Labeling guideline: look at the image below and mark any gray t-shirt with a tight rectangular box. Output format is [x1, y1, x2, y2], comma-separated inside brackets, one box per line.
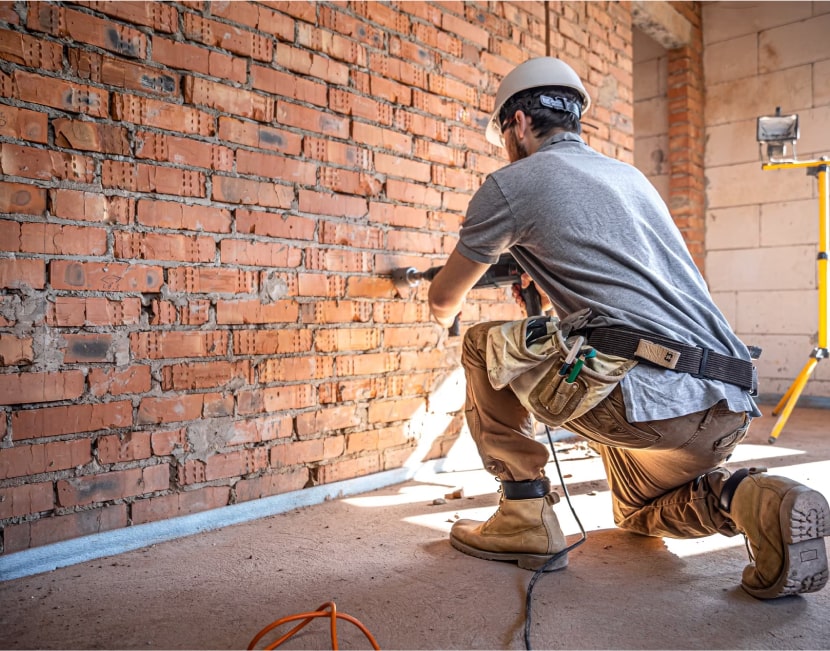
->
[458, 132, 760, 422]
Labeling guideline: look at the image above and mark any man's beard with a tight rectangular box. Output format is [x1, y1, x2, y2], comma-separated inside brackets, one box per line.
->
[514, 138, 530, 160]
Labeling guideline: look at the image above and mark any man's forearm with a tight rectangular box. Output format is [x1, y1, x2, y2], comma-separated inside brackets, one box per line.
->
[426, 249, 490, 330]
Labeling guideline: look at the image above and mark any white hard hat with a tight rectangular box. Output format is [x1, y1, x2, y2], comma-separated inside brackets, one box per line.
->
[485, 57, 591, 147]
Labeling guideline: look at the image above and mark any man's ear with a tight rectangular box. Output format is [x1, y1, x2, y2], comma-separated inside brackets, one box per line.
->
[514, 110, 530, 140]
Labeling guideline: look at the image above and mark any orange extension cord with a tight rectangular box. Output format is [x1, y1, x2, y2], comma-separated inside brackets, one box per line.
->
[247, 601, 380, 650]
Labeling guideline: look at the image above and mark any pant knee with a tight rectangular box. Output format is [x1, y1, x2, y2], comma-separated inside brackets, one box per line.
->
[462, 321, 500, 368]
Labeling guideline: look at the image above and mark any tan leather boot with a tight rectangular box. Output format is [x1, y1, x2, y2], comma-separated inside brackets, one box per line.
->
[721, 468, 829, 598]
[450, 478, 568, 571]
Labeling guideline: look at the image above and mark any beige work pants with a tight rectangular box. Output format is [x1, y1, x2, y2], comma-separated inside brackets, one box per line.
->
[462, 322, 750, 539]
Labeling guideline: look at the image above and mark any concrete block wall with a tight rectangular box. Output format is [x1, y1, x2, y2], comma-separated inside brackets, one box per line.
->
[633, 29, 669, 203]
[703, 1, 830, 401]
[0, 1, 634, 553]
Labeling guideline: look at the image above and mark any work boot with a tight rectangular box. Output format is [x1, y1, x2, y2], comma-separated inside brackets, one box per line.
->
[720, 467, 830, 598]
[450, 478, 568, 571]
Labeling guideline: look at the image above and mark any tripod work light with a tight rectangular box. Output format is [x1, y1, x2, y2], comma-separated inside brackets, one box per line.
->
[755, 109, 829, 443]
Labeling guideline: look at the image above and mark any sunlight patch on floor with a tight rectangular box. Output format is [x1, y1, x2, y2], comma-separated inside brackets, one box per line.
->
[396, 458, 830, 555]
[342, 483, 457, 508]
[729, 443, 804, 463]
[402, 506, 483, 534]
[663, 533, 746, 557]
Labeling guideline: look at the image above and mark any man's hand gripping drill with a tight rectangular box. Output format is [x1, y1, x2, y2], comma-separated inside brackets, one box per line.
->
[392, 252, 548, 335]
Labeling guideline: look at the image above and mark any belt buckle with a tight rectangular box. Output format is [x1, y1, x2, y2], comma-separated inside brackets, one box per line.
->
[691, 346, 710, 380]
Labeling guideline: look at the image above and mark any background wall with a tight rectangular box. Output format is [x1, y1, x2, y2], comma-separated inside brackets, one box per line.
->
[633, 28, 669, 205]
[0, 1, 635, 554]
[703, 1, 830, 403]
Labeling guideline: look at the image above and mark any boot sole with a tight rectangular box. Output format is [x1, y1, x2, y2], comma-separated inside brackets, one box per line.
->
[743, 485, 830, 599]
[449, 535, 568, 572]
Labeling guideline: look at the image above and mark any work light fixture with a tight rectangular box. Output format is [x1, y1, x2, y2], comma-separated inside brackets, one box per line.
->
[756, 107, 799, 163]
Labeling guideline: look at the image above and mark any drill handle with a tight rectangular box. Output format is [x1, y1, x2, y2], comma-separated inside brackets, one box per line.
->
[522, 282, 544, 317]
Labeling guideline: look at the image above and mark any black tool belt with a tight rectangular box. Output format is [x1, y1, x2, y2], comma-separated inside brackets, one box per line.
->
[583, 326, 757, 392]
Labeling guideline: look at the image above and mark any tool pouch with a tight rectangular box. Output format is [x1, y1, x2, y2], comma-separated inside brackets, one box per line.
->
[486, 310, 638, 427]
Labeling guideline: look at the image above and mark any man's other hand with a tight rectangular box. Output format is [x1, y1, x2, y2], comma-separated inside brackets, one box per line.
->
[512, 273, 553, 314]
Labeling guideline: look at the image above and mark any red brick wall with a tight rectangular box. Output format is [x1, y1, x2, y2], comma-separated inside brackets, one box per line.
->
[0, 0, 634, 553]
[667, 1, 704, 270]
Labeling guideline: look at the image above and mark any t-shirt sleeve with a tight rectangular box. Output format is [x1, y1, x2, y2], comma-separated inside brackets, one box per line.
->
[456, 175, 517, 264]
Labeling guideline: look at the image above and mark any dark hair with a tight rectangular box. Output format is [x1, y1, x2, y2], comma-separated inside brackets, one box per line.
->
[499, 85, 583, 136]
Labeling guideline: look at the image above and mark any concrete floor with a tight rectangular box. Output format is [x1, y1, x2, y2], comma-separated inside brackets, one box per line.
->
[1, 402, 829, 650]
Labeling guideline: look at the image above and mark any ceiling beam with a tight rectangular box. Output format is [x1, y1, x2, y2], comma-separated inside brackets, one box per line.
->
[631, 0, 693, 49]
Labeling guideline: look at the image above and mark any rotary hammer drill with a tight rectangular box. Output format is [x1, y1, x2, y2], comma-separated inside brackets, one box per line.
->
[392, 252, 544, 335]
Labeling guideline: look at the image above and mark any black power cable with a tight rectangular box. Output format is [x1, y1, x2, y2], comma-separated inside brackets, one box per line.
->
[523, 425, 588, 651]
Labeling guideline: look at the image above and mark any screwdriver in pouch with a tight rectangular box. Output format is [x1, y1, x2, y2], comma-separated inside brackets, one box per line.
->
[566, 348, 597, 383]
[558, 335, 584, 377]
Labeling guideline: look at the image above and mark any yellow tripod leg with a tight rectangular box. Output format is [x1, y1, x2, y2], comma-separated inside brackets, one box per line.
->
[768, 357, 819, 443]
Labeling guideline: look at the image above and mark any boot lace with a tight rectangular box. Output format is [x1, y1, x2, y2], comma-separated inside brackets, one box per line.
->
[483, 481, 506, 527]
